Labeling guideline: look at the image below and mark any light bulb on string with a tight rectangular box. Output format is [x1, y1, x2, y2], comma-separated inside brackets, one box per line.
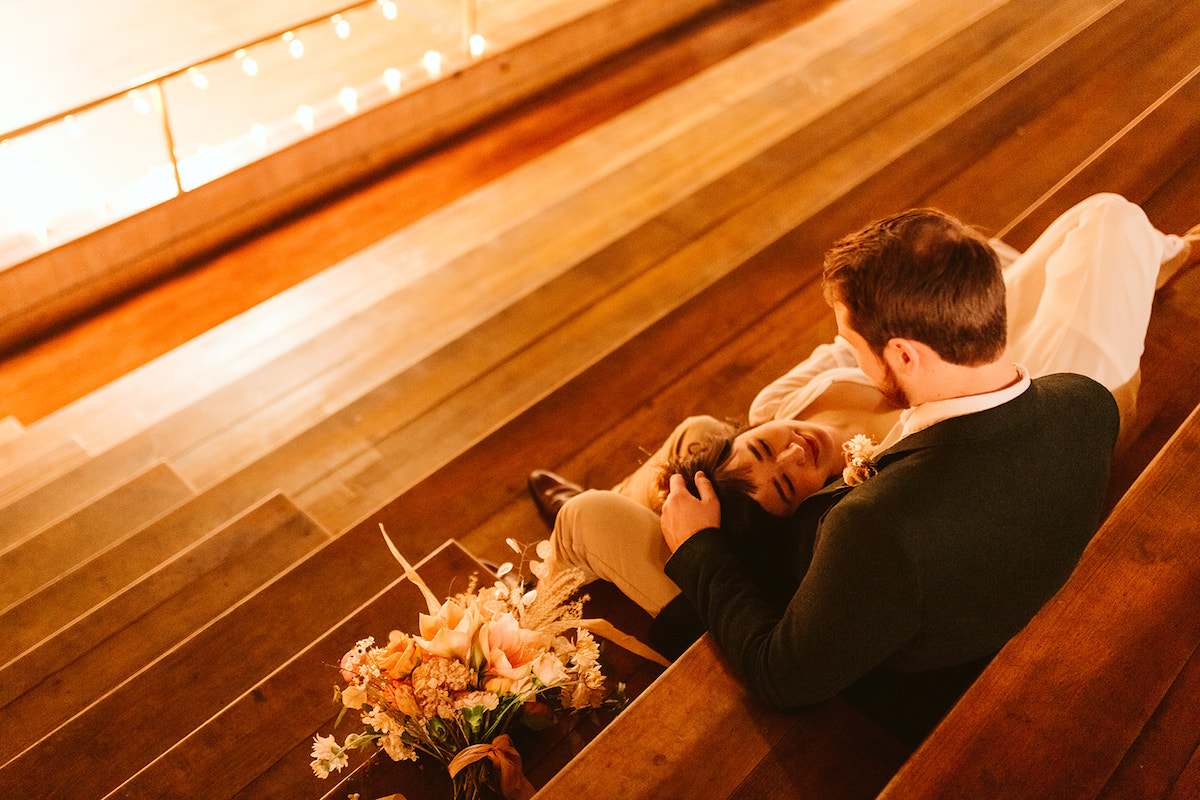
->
[384, 68, 402, 95]
[423, 51, 442, 78]
[236, 49, 259, 76]
[188, 67, 209, 89]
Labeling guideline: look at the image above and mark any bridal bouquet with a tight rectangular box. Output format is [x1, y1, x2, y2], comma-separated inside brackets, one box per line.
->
[311, 528, 664, 800]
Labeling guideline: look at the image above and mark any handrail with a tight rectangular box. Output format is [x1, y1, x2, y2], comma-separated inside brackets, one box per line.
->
[1, 0, 471, 142]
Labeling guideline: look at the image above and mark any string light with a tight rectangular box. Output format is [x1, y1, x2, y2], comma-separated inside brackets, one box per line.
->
[384, 67, 402, 95]
[333, 14, 350, 39]
[423, 51, 443, 78]
[381, 1, 398, 21]
[339, 88, 358, 115]
[283, 31, 304, 59]
[236, 49, 258, 76]
[187, 67, 209, 89]
[64, 115, 83, 139]
[469, 34, 485, 57]
[129, 90, 152, 114]
[251, 123, 269, 149]
[296, 104, 315, 132]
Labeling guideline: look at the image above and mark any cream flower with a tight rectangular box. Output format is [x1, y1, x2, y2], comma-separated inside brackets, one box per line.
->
[842, 434, 879, 486]
[418, 599, 483, 663]
[341, 684, 368, 710]
[309, 734, 349, 778]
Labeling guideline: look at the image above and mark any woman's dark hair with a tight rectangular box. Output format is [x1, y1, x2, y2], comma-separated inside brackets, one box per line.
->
[655, 425, 781, 536]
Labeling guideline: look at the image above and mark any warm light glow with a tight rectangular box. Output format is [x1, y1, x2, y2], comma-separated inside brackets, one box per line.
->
[64, 115, 83, 139]
[251, 123, 269, 148]
[285, 32, 305, 59]
[423, 50, 443, 77]
[333, 14, 350, 39]
[381, 1, 397, 21]
[129, 90, 152, 115]
[237, 49, 259, 76]
[296, 104, 315, 132]
[187, 67, 209, 89]
[339, 87, 358, 115]
[469, 34, 485, 57]
[383, 67, 402, 95]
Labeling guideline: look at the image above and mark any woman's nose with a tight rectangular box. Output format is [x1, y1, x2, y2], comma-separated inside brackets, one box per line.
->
[778, 442, 804, 465]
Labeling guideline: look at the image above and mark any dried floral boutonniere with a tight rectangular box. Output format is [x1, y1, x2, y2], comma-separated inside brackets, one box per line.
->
[841, 434, 879, 486]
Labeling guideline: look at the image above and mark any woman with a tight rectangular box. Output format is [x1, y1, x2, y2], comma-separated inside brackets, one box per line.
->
[538, 194, 1199, 616]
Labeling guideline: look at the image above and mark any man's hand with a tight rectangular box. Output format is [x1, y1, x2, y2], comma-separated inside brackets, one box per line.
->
[661, 472, 721, 552]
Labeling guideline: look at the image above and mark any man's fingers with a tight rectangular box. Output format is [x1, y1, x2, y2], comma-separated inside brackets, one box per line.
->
[694, 471, 716, 501]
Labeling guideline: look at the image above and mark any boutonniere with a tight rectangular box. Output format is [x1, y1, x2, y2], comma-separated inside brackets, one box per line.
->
[841, 434, 879, 486]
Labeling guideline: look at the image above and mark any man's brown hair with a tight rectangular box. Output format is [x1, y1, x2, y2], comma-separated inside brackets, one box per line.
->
[822, 208, 1007, 365]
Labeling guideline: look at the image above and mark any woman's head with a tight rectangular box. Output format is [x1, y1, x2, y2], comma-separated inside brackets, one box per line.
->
[659, 419, 843, 519]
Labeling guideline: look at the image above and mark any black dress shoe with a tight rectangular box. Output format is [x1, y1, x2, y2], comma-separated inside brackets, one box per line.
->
[528, 469, 585, 528]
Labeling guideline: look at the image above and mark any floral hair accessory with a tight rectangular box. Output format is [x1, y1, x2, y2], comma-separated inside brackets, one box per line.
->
[841, 434, 879, 486]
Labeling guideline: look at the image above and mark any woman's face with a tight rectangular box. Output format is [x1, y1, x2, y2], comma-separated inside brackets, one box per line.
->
[727, 420, 840, 517]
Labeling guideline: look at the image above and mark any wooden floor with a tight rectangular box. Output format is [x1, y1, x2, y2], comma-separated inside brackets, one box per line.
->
[2, 0, 1200, 796]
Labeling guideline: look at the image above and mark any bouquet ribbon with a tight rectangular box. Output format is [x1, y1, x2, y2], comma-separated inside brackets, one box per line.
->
[448, 734, 536, 800]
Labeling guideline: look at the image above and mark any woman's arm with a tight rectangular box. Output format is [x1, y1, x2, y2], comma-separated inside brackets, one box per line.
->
[749, 336, 861, 425]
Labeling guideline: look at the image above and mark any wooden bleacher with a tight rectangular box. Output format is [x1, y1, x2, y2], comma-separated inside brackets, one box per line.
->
[2, 0, 1200, 797]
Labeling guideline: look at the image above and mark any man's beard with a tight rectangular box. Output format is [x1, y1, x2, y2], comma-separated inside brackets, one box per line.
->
[879, 361, 912, 408]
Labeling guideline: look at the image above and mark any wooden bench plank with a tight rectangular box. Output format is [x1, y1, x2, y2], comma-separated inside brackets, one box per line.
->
[877, 402, 1200, 800]
[0, 462, 193, 609]
[1096, 640, 1200, 799]
[0, 492, 331, 721]
[102, 540, 485, 800]
[923, 0, 1200, 231]
[533, 635, 907, 800]
[0, 500, 473, 798]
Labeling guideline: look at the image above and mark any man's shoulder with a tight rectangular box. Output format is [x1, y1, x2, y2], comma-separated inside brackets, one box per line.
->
[1026, 372, 1119, 429]
[1029, 371, 1113, 404]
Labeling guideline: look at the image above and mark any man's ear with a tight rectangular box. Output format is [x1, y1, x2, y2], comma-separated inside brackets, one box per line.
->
[885, 337, 939, 374]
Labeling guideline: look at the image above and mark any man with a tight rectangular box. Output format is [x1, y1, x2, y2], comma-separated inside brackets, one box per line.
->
[656, 207, 1122, 743]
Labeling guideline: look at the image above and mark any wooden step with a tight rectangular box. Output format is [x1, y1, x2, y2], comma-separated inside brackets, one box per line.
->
[0, 462, 194, 609]
[0, 492, 331, 722]
[0, 515, 466, 797]
[0, 433, 87, 508]
[294, 0, 1165, 535]
[101, 540, 487, 799]
[0, 416, 21, 445]
[0, 0, 941, 509]
[0, 0, 1043, 542]
[0, 493, 330, 767]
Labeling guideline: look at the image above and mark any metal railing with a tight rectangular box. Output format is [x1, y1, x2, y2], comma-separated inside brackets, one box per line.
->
[0, 0, 481, 266]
